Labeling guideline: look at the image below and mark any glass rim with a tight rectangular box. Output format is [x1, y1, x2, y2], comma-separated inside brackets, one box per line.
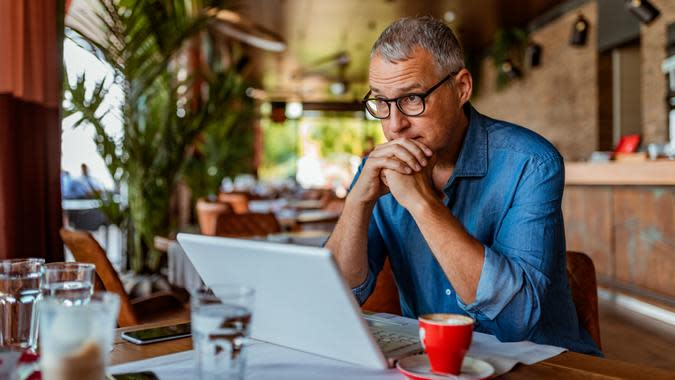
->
[44, 262, 95, 271]
[0, 258, 45, 265]
[40, 290, 120, 308]
[418, 313, 474, 326]
[0, 258, 45, 275]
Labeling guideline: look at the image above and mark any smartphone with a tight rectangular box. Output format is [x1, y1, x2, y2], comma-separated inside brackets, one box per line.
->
[109, 371, 160, 380]
[120, 322, 191, 345]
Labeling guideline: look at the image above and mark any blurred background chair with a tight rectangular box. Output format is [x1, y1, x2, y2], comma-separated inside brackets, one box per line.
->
[217, 192, 250, 213]
[60, 228, 188, 327]
[211, 212, 281, 237]
[196, 197, 281, 237]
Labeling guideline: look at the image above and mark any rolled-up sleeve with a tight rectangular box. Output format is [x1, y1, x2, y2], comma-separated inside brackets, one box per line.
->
[346, 158, 387, 305]
[458, 154, 565, 340]
[351, 213, 386, 304]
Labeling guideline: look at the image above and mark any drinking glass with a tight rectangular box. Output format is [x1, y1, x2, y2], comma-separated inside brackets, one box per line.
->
[39, 291, 119, 380]
[41, 262, 95, 305]
[191, 285, 255, 380]
[0, 258, 44, 351]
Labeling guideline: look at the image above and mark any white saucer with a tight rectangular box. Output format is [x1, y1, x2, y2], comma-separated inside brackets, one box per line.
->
[396, 354, 495, 380]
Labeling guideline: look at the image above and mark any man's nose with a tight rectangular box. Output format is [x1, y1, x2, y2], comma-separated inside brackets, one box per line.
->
[387, 104, 409, 134]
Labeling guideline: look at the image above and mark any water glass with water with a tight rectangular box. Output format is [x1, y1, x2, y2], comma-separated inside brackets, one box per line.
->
[0, 258, 44, 351]
[39, 291, 119, 380]
[191, 285, 255, 380]
[41, 262, 95, 305]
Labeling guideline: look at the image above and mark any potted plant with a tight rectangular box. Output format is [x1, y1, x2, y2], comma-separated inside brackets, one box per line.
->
[63, 0, 253, 274]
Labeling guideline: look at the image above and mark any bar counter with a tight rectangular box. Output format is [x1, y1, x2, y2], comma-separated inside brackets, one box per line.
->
[562, 160, 675, 307]
[565, 160, 675, 185]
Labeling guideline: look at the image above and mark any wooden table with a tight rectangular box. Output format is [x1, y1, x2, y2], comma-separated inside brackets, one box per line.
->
[111, 321, 675, 379]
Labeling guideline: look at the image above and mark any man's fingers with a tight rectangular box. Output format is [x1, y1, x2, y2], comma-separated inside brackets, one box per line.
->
[370, 139, 432, 171]
[367, 156, 412, 175]
[370, 143, 424, 171]
[379, 171, 389, 187]
[407, 139, 433, 157]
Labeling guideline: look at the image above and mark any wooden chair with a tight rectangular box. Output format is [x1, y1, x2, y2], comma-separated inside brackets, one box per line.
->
[217, 192, 250, 213]
[195, 198, 232, 236]
[566, 251, 602, 349]
[212, 212, 282, 238]
[59, 228, 187, 327]
[361, 259, 401, 315]
[361, 251, 602, 349]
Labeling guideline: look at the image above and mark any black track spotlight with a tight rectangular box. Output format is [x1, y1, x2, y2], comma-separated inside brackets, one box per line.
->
[570, 14, 589, 46]
[526, 42, 542, 68]
[625, 0, 660, 25]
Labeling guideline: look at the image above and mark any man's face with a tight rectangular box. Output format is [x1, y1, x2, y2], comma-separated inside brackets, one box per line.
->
[368, 48, 464, 153]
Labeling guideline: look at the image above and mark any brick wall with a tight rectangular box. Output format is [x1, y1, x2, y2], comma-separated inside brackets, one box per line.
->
[472, 2, 598, 161]
[472, 0, 675, 159]
[641, 0, 675, 144]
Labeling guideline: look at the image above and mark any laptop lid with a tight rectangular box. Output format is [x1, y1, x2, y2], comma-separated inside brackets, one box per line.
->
[176, 233, 389, 369]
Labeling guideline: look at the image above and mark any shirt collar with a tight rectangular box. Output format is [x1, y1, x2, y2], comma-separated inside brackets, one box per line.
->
[451, 103, 489, 179]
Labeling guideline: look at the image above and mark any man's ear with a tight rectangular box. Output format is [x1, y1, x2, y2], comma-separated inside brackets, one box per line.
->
[454, 68, 473, 106]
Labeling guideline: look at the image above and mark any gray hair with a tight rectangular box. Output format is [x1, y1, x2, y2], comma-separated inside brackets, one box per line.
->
[371, 16, 465, 75]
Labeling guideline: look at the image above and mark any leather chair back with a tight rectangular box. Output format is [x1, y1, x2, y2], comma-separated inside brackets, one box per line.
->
[217, 192, 249, 213]
[361, 259, 401, 315]
[213, 212, 281, 237]
[566, 251, 602, 348]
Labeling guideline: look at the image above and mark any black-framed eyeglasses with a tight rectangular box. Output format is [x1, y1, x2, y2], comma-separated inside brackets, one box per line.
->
[362, 71, 458, 119]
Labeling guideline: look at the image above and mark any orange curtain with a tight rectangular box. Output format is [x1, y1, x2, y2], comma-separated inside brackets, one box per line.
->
[0, 0, 64, 261]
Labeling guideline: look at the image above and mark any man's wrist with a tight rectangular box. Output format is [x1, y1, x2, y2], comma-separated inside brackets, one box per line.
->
[409, 191, 443, 218]
[345, 191, 376, 212]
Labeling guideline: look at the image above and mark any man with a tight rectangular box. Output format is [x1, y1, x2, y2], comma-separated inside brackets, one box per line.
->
[325, 16, 601, 356]
[79, 163, 103, 198]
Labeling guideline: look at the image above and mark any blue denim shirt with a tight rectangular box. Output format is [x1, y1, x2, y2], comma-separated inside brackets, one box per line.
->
[351, 104, 602, 356]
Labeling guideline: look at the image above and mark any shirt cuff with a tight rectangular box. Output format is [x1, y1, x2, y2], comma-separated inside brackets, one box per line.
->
[351, 270, 376, 305]
[457, 245, 524, 320]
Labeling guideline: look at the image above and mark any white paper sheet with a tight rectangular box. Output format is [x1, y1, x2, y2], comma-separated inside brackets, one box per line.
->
[370, 313, 567, 375]
[110, 314, 567, 379]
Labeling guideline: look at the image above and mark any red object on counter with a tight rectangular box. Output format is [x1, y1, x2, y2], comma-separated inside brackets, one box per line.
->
[613, 134, 641, 154]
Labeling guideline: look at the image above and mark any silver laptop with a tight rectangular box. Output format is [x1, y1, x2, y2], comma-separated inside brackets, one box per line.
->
[177, 233, 422, 369]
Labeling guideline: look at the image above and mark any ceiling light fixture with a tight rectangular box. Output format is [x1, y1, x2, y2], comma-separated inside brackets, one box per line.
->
[330, 81, 347, 96]
[285, 101, 303, 120]
[209, 8, 287, 52]
[526, 42, 542, 68]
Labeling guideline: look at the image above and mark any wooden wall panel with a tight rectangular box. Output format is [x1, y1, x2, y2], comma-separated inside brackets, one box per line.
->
[562, 187, 613, 279]
[613, 187, 675, 298]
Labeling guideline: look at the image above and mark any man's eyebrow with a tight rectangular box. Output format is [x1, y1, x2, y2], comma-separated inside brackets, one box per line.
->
[370, 82, 425, 96]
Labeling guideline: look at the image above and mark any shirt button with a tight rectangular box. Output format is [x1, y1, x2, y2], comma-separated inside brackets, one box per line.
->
[445, 289, 452, 296]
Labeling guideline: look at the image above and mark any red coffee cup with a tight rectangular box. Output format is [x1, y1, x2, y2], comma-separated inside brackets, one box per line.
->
[418, 313, 474, 375]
